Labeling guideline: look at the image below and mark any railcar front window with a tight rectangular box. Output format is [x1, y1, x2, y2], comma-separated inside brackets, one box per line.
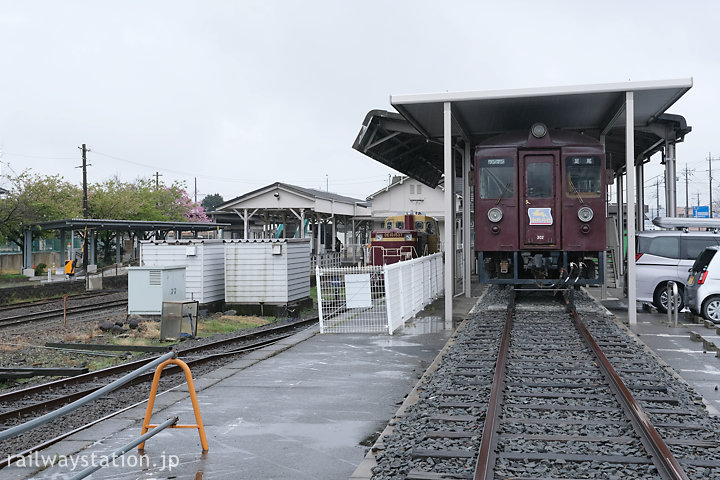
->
[395, 221, 404, 229]
[526, 163, 552, 198]
[386, 221, 392, 229]
[426, 222, 435, 234]
[415, 221, 424, 231]
[566, 156, 602, 198]
[478, 158, 514, 199]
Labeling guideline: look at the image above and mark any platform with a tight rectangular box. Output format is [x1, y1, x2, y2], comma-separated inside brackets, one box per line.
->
[7, 284, 720, 479]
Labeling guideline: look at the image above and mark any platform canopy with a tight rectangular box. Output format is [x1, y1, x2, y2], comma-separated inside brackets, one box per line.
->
[354, 79, 692, 187]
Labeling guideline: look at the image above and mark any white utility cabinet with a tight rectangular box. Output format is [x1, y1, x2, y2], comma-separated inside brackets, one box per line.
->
[139, 239, 225, 304]
[225, 238, 311, 304]
[128, 266, 186, 315]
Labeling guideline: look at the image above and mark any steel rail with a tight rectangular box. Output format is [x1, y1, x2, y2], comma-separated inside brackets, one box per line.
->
[473, 288, 514, 480]
[571, 308, 689, 480]
[0, 299, 128, 327]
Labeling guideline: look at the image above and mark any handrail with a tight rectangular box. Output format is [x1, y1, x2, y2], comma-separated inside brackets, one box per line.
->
[68, 416, 178, 480]
[0, 351, 176, 443]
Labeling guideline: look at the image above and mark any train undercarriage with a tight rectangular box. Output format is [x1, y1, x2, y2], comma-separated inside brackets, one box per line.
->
[478, 250, 605, 286]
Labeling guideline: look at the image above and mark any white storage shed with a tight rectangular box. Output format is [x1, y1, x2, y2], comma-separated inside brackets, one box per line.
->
[225, 238, 311, 304]
[139, 239, 225, 304]
[128, 265, 186, 315]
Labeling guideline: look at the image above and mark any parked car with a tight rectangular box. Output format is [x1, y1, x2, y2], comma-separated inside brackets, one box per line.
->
[686, 246, 720, 322]
[633, 230, 720, 312]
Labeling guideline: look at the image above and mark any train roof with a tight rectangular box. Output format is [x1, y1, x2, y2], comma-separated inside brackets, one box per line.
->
[353, 79, 692, 188]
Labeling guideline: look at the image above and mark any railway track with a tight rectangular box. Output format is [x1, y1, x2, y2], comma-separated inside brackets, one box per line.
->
[0, 317, 318, 464]
[0, 299, 128, 327]
[369, 288, 720, 479]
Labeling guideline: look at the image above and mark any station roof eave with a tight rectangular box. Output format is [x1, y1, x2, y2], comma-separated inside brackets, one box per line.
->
[353, 78, 693, 187]
[24, 218, 229, 233]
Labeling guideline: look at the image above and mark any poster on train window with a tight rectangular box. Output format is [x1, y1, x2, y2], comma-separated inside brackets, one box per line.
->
[345, 273, 372, 308]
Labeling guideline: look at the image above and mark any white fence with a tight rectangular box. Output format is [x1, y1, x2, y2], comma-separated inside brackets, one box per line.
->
[316, 253, 444, 334]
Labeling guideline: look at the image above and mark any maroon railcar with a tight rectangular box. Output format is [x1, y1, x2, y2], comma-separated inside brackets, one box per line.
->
[475, 123, 606, 285]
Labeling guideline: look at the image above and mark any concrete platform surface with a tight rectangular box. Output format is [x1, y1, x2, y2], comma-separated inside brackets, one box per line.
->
[5, 303, 461, 480]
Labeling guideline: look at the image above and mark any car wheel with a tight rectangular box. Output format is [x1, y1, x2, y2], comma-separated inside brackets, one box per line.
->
[702, 296, 720, 323]
[653, 282, 684, 313]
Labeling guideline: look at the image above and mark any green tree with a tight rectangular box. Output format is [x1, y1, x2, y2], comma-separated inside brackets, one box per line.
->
[0, 170, 82, 251]
[201, 193, 224, 211]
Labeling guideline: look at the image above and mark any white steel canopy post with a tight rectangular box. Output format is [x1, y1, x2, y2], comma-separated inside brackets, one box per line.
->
[464, 141, 472, 297]
[626, 91, 637, 325]
[444, 102, 454, 329]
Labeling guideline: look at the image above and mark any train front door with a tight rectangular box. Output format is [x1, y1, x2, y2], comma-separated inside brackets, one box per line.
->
[520, 152, 560, 247]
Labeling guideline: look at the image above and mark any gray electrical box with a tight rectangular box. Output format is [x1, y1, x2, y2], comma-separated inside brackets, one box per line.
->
[161, 300, 199, 340]
[128, 266, 186, 315]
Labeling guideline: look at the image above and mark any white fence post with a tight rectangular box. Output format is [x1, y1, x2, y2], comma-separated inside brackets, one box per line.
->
[316, 265, 325, 334]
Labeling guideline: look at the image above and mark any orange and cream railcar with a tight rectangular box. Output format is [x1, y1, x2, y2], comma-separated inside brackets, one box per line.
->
[369, 214, 439, 266]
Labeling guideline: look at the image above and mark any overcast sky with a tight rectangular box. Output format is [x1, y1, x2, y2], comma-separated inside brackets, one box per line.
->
[0, 1, 718, 210]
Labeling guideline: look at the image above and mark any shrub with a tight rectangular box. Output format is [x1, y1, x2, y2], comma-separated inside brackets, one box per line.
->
[35, 263, 47, 276]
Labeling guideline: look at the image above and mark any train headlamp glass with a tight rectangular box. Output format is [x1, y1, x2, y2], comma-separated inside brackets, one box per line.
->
[488, 207, 503, 223]
[531, 123, 548, 138]
[404, 233, 413, 241]
[577, 206, 594, 222]
[375, 233, 383, 241]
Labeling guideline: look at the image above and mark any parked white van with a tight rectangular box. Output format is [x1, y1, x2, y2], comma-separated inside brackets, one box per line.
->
[633, 230, 720, 312]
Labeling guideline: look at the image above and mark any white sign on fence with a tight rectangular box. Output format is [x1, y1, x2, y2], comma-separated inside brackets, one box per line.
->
[345, 273, 372, 308]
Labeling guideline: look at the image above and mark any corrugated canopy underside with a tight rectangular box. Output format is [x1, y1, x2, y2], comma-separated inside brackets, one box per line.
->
[353, 79, 692, 188]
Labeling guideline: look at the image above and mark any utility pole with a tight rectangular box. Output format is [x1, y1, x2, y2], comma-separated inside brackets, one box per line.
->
[709, 152, 720, 218]
[655, 178, 660, 218]
[194, 177, 197, 203]
[696, 192, 701, 207]
[154, 171, 162, 190]
[77, 144, 91, 268]
[682, 164, 693, 218]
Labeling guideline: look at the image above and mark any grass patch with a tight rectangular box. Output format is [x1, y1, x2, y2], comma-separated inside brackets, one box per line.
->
[197, 315, 270, 337]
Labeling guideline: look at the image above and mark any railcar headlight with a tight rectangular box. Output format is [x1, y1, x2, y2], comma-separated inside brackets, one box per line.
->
[531, 122, 548, 138]
[404, 234, 413, 241]
[578, 206, 594, 222]
[375, 233, 383, 241]
[488, 207, 503, 223]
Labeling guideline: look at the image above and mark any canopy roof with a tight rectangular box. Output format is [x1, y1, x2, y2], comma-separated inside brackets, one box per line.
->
[25, 218, 227, 232]
[354, 79, 692, 187]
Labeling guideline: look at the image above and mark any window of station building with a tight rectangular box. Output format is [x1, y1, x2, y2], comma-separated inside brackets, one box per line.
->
[410, 185, 415, 194]
[526, 163, 552, 198]
[478, 157, 514, 199]
[566, 156, 602, 198]
[417, 184, 422, 194]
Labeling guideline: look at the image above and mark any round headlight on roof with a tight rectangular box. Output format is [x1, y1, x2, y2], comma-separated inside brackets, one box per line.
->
[488, 207, 503, 223]
[578, 206, 594, 222]
[531, 123, 548, 138]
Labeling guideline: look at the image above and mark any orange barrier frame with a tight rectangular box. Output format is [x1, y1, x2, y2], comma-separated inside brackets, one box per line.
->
[138, 358, 209, 452]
